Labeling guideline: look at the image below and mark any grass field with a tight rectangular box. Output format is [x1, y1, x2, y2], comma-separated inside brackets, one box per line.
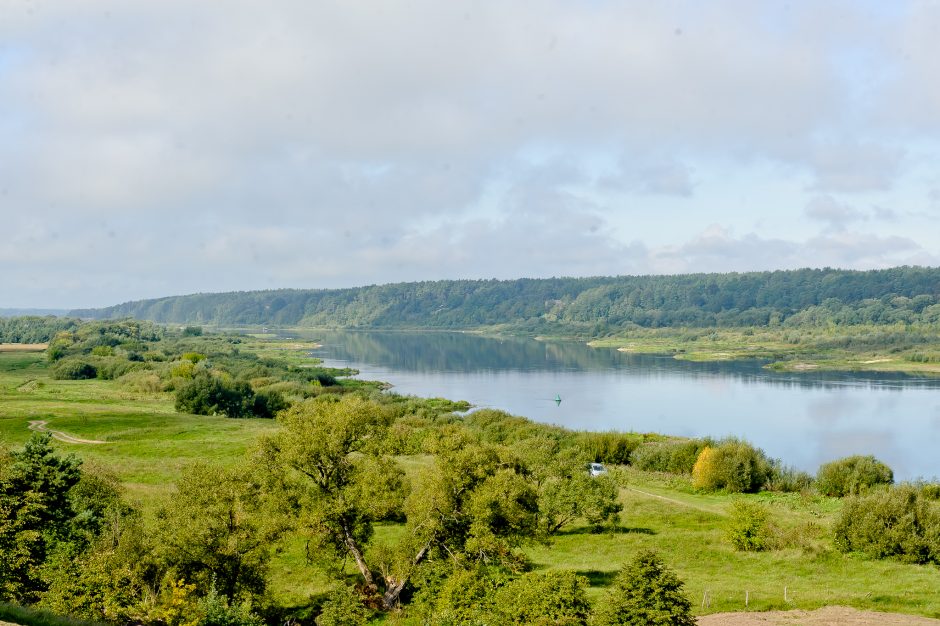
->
[589, 326, 940, 375]
[2, 350, 940, 620]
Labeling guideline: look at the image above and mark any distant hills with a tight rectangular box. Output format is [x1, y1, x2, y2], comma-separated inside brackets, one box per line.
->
[70, 267, 940, 333]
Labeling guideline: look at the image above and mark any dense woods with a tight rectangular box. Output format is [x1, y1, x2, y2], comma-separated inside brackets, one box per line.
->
[71, 267, 940, 333]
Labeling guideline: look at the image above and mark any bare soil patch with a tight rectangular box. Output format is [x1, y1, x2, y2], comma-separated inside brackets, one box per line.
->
[699, 606, 940, 626]
[0, 343, 47, 352]
[27, 419, 108, 444]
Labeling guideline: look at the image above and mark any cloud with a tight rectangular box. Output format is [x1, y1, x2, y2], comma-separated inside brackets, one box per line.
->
[601, 157, 696, 197]
[1, 1, 940, 307]
[804, 196, 867, 231]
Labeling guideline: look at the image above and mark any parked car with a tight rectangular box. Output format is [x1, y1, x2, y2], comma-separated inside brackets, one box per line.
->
[589, 462, 608, 477]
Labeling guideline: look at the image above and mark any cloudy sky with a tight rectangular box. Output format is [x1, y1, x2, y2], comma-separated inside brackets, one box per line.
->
[2, 0, 940, 308]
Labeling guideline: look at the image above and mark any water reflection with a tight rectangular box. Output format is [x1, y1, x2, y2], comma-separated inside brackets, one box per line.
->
[280, 330, 940, 480]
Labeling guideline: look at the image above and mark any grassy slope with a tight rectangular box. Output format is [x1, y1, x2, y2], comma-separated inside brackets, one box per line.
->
[2, 352, 940, 620]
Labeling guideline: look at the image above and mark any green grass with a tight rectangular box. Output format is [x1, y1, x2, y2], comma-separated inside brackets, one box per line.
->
[3, 351, 940, 621]
[589, 325, 940, 375]
[0, 602, 105, 626]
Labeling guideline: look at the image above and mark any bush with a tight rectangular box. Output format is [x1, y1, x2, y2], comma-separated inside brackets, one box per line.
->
[833, 485, 940, 564]
[726, 500, 772, 551]
[816, 455, 893, 497]
[631, 439, 711, 474]
[494, 570, 591, 625]
[250, 388, 290, 418]
[578, 432, 643, 465]
[593, 550, 695, 626]
[51, 358, 97, 380]
[691, 440, 772, 493]
[175, 373, 254, 418]
[315, 586, 369, 626]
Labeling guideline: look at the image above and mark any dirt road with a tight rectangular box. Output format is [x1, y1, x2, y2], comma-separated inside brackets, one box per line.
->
[27, 419, 108, 444]
[699, 606, 940, 625]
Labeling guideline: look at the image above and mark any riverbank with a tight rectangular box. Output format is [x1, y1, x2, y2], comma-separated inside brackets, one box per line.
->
[588, 326, 940, 375]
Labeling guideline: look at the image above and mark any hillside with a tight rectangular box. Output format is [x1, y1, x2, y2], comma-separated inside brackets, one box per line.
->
[70, 267, 940, 333]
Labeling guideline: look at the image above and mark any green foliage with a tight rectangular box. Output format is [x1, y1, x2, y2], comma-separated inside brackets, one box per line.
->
[197, 585, 265, 626]
[577, 432, 643, 465]
[691, 440, 772, 493]
[315, 585, 370, 626]
[154, 463, 285, 600]
[174, 373, 254, 418]
[631, 439, 712, 475]
[593, 551, 695, 626]
[51, 358, 97, 380]
[726, 500, 772, 551]
[493, 570, 591, 625]
[0, 601, 106, 626]
[70, 267, 940, 332]
[250, 388, 290, 418]
[0, 316, 80, 345]
[0, 434, 82, 603]
[816, 455, 894, 497]
[833, 485, 940, 564]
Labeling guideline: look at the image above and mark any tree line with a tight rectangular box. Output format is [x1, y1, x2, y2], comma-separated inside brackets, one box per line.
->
[70, 266, 940, 333]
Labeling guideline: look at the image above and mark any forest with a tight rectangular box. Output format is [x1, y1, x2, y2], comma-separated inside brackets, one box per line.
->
[70, 267, 940, 334]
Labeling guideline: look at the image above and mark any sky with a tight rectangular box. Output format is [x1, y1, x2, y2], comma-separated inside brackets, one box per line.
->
[2, 0, 940, 309]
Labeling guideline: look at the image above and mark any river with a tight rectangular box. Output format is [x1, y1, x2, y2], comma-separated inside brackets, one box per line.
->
[290, 329, 940, 481]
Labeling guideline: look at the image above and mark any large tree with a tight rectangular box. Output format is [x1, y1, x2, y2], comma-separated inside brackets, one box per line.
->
[260, 396, 543, 610]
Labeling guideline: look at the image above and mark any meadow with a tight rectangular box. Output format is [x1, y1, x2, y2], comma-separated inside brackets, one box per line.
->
[2, 346, 940, 623]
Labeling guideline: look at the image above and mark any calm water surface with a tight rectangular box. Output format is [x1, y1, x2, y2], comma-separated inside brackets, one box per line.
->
[295, 330, 940, 480]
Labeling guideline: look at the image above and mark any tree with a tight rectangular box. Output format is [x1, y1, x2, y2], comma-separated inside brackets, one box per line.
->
[260, 397, 542, 611]
[154, 463, 286, 600]
[0, 434, 82, 603]
[594, 551, 695, 626]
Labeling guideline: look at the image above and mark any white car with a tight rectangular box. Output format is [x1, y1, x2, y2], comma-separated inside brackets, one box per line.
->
[589, 462, 608, 477]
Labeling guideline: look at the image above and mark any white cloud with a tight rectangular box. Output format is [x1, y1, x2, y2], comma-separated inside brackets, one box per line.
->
[1, 1, 940, 307]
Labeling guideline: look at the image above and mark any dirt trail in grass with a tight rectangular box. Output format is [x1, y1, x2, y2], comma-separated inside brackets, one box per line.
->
[27, 419, 108, 444]
[698, 606, 940, 625]
[626, 486, 725, 515]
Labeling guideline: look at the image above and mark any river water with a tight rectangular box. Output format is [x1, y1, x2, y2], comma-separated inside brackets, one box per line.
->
[293, 329, 940, 481]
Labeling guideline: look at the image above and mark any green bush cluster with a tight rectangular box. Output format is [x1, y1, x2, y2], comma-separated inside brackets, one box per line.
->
[577, 432, 645, 465]
[691, 440, 772, 493]
[833, 485, 940, 564]
[726, 500, 773, 551]
[593, 550, 695, 626]
[816, 455, 894, 497]
[51, 359, 98, 380]
[631, 439, 712, 474]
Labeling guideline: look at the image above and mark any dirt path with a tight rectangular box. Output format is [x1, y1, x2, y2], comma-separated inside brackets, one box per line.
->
[27, 420, 108, 444]
[626, 486, 725, 515]
[698, 606, 940, 625]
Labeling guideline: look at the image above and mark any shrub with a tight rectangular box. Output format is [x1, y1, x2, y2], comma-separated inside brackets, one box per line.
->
[315, 586, 369, 626]
[726, 500, 772, 551]
[118, 371, 164, 394]
[593, 550, 695, 626]
[691, 439, 772, 493]
[174, 373, 254, 418]
[833, 485, 940, 564]
[51, 358, 98, 380]
[198, 587, 265, 626]
[90, 346, 114, 357]
[494, 570, 591, 625]
[250, 389, 289, 418]
[578, 432, 643, 465]
[631, 439, 711, 474]
[765, 464, 814, 493]
[816, 455, 893, 497]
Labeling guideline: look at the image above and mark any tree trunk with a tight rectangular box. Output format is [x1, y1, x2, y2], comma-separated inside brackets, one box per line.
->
[380, 541, 432, 610]
[342, 524, 376, 591]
